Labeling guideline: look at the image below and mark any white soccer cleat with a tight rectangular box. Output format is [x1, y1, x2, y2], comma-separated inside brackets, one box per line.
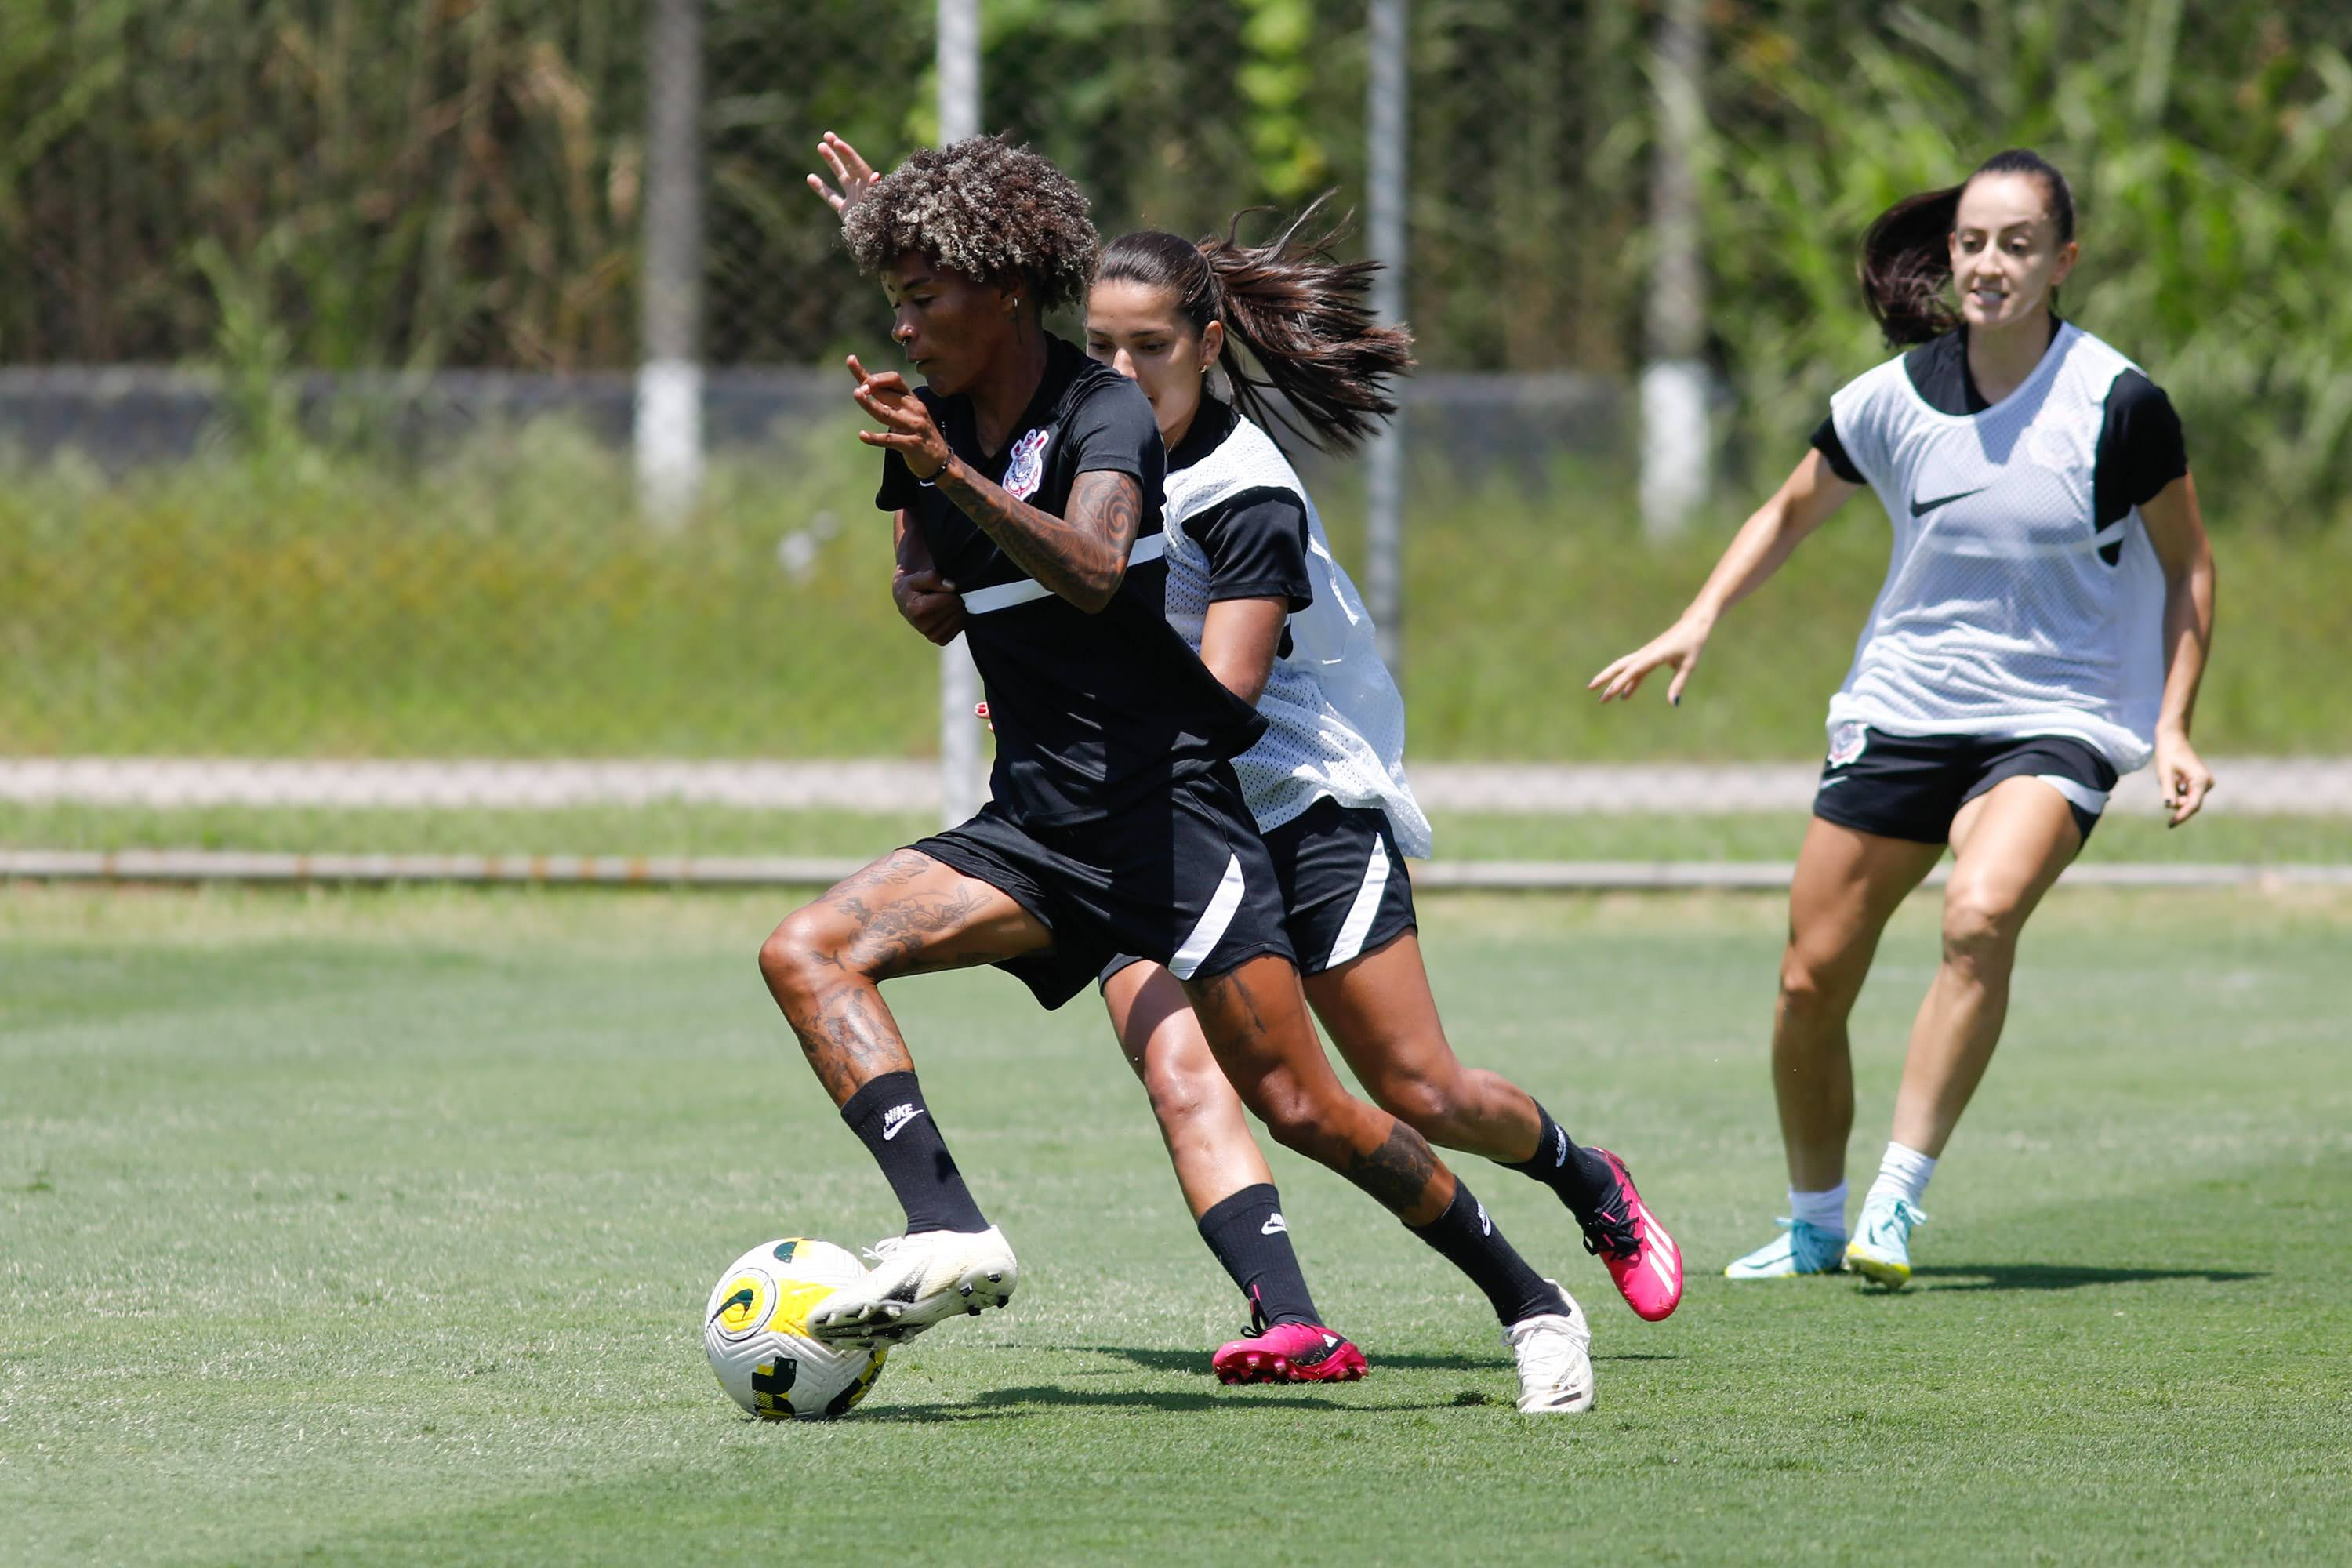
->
[1504, 1281, 1595, 1414]
[807, 1225, 1018, 1347]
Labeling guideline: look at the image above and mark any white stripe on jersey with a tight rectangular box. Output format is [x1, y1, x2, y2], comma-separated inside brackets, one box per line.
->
[963, 532, 1166, 615]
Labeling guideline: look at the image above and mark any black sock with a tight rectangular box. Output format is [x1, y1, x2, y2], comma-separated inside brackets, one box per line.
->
[1406, 1179, 1561, 1326]
[1196, 1183, 1323, 1328]
[1502, 1102, 1621, 1226]
[840, 1071, 988, 1235]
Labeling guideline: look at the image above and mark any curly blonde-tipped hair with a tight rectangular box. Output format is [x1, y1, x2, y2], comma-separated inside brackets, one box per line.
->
[841, 135, 1098, 312]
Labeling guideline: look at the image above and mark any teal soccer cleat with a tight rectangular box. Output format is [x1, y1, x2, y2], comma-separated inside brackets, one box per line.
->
[1723, 1218, 1846, 1279]
[1844, 1193, 1928, 1288]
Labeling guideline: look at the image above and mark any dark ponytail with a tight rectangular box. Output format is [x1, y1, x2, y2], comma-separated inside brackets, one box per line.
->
[1097, 194, 1414, 454]
[1859, 148, 2077, 346]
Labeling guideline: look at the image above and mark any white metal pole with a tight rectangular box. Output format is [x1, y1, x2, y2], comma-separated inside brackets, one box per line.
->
[1365, 0, 1408, 677]
[636, 0, 703, 529]
[936, 0, 985, 826]
[1640, 0, 1708, 541]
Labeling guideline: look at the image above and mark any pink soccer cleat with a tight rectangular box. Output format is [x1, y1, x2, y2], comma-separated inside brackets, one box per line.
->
[1581, 1149, 1684, 1322]
[1211, 1317, 1368, 1385]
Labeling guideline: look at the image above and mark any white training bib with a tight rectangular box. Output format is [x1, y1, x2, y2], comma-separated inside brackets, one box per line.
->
[1159, 415, 1432, 857]
[1824, 322, 2169, 772]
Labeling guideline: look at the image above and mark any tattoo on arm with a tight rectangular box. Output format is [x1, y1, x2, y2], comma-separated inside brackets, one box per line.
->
[935, 464, 1141, 612]
[1344, 1122, 1443, 1217]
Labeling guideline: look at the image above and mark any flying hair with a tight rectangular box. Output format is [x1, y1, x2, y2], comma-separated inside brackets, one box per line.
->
[1859, 148, 2077, 346]
[1097, 194, 1414, 454]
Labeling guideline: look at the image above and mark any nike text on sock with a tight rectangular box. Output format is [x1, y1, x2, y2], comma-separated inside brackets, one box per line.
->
[840, 1070, 989, 1236]
[1407, 1180, 1559, 1326]
[1504, 1102, 1619, 1222]
[1789, 1182, 1849, 1235]
[1869, 1142, 1936, 1209]
[1196, 1183, 1323, 1327]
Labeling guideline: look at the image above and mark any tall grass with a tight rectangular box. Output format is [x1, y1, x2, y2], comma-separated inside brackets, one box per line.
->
[4, 427, 2345, 760]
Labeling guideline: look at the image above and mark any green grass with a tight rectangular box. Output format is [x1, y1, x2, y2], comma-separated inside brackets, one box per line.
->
[5, 885, 2347, 1565]
[5, 430, 2349, 760]
[6, 800, 2351, 864]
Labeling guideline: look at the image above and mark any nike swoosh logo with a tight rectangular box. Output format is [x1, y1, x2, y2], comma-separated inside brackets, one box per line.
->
[1261, 1214, 1288, 1236]
[1910, 486, 1988, 517]
[881, 1108, 927, 1141]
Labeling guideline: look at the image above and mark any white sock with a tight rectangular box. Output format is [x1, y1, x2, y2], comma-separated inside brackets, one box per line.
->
[1788, 1182, 1848, 1236]
[1867, 1142, 1936, 1209]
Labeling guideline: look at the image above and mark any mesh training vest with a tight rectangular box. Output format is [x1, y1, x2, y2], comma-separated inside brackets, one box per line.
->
[1825, 322, 2169, 772]
[1158, 414, 1432, 856]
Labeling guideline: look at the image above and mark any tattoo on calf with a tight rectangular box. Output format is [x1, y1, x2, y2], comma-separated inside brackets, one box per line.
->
[1344, 1122, 1442, 1216]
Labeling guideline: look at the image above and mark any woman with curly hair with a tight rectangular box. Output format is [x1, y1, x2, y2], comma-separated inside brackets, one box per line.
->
[1592, 150, 2217, 1287]
[765, 134, 1601, 1412]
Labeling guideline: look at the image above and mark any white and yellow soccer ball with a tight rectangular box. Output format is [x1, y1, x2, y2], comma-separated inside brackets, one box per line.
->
[702, 1238, 887, 1421]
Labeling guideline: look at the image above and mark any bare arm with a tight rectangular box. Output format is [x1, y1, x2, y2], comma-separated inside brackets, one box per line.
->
[891, 510, 967, 646]
[848, 354, 1139, 613]
[1195, 597, 1289, 706]
[1588, 448, 1860, 705]
[2137, 472, 2219, 825]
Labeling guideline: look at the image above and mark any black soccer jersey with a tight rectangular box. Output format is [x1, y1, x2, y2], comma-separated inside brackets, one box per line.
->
[877, 334, 1266, 825]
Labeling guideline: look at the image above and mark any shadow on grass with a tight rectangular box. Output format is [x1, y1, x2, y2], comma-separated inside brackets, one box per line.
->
[856, 1382, 1481, 1422]
[1900, 1263, 2264, 1293]
[1080, 1345, 1677, 1377]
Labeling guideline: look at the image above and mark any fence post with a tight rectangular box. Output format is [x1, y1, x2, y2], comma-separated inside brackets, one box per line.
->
[1365, 0, 1408, 676]
[1640, 0, 1708, 542]
[936, 0, 986, 827]
[637, 0, 703, 530]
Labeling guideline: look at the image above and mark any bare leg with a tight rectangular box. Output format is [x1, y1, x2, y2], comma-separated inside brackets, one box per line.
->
[1773, 819, 1944, 1190]
[1181, 954, 1457, 1226]
[1306, 931, 1543, 1164]
[756, 848, 1050, 1103]
[1104, 961, 1275, 1221]
[1888, 778, 2082, 1157]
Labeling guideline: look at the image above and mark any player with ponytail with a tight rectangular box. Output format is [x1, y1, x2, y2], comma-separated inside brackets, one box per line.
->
[815, 137, 1679, 1410]
[1592, 149, 2219, 1287]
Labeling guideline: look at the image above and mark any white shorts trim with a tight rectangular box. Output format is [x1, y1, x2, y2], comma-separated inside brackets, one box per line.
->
[1167, 851, 1247, 980]
[2033, 773, 2110, 816]
[962, 532, 1167, 616]
[1323, 833, 1392, 970]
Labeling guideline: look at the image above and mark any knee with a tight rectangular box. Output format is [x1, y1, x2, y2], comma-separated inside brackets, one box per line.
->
[1251, 1080, 1343, 1163]
[1363, 1069, 1460, 1142]
[1777, 943, 1849, 1019]
[1940, 884, 2022, 971]
[757, 906, 852, 1011]
[1142, 1054, 1229, 1140]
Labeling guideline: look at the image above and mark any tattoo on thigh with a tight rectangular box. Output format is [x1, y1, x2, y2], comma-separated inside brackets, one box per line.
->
[1344, 1122, 1440, 1215]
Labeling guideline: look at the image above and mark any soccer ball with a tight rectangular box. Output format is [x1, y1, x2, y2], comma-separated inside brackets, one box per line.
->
[702, 1238, 887, 1421]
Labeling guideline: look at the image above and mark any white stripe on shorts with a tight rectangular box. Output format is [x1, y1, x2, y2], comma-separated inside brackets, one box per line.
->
[963, 532, 1167, 615]
[1167, 851, 1247, 980]
[2034, 773, 2110, 817]
[1323, 832, 1392, 970]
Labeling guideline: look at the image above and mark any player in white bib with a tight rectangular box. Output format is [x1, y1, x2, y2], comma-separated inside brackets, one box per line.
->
[813, 140, 1668, 1414]
[1592, 150, 2218, 1287]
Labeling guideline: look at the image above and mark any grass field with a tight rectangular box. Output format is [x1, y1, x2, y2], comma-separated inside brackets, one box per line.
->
[5, 884, 2347, 1565]
[6, 431, 2349, 761]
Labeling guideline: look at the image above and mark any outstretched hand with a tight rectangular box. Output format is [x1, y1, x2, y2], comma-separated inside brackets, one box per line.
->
[806, 132, 880, 219]
[847, 354, 950, 479]
[2153, 731, 2216, 827]
[1588, 615, 1713, 706]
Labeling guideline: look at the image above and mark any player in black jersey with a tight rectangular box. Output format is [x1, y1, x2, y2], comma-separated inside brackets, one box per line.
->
[770, 135, 1592, 1410]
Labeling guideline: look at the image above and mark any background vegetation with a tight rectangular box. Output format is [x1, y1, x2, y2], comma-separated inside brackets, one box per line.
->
[4, 1, 2348, 767]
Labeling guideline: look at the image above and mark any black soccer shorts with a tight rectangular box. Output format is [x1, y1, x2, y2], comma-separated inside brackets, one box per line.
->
[906, 760, 1294, 1010]
[1099, 796, 1417, 993]
[1812, 724, 2122, 845]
